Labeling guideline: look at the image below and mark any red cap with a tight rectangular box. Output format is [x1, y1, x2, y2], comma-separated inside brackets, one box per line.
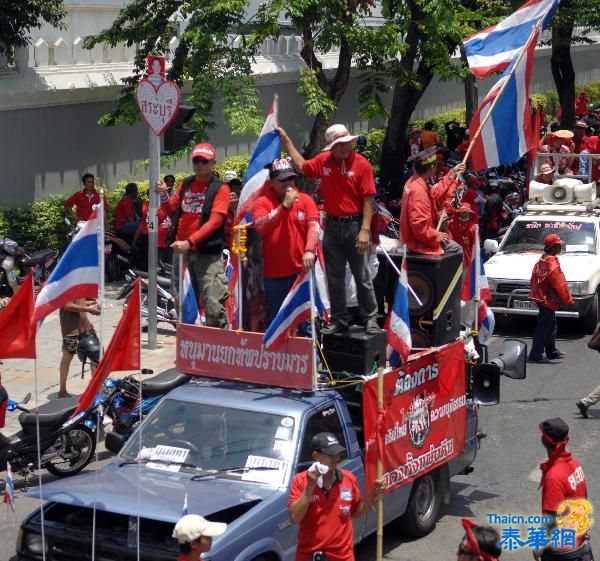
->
[544, 233, 564, 246]
[191, 143, 216, 160]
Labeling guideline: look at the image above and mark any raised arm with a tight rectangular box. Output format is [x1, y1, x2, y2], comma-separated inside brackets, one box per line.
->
[276, 126, 306, 174]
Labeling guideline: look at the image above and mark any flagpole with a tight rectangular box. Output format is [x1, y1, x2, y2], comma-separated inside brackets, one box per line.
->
[462, 14, 548, 165]
[178, 253, 184, 321]
[377, 244, 423, 307]
[376, 365, 384, 561]
[273, 94, 279, 127]
[309, 269, 318, 390]
[472, 225, 480, 334]
[33, 359, 47, 561]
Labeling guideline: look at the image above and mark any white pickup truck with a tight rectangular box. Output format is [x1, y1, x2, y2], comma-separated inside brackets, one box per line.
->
[484, 181, 600, 331]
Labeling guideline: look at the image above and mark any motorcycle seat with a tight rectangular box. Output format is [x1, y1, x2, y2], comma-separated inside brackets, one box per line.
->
[20, 248, 57, 268]
[18, 396, 80, 434]
[141, 368, 190, 397]
[134, 270, 172, 288]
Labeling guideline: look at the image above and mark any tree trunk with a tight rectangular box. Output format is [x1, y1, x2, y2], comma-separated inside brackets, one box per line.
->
[461, 46, 478, 125]
[551, 23, 575, 129]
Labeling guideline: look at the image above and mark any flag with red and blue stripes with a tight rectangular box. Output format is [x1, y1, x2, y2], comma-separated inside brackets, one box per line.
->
[385, 256, 411, 367]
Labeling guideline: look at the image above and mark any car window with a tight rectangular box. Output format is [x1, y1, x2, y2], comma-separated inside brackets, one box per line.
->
[501, 220, 596, 254]
[298, 404, 346, 465]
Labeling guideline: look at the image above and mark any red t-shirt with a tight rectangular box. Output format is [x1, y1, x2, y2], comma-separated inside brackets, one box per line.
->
[288, 469, 360, 561]
[302, 151, 375, 216]
[113, 196, 136, 231]
[64, 189, 108, 221]
[162, 179, 230, 242]
[253, 188, 320, 278]
[140, 202, 171, 248]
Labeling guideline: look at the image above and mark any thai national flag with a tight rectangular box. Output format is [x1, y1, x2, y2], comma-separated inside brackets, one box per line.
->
[463, 0, 560, 78]
[235, 98, 281, 225]
[182, 262, 201, 325]
[462, 241, 492, 303]
[263, 270, 326, 349]
[2, 462, 15, 512]
[478, 301, 496, 344]
[385, 257, 411, 367]
[33, 209, 100, 322]
[468, 30, 538, 171]
[182, 493, 189, 516]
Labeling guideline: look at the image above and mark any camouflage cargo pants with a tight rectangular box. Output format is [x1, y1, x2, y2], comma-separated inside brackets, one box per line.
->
[188, 252, 230, 329]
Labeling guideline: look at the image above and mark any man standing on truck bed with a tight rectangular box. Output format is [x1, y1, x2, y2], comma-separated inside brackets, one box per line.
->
[288, 432, 385, 561]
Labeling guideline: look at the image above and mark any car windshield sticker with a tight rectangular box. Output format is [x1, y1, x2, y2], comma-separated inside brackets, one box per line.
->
[281, 417, 294, 427]
[566, 244, 589, 252]
[241, 455, 287, 485]
[273, 439, 292, 455]
[524, 221, 583, 230]
[275, 426, 292, 440]
[146, 445, 190, 473]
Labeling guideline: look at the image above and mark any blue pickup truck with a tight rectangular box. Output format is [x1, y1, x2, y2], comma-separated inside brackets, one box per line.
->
[15, 372, 482, 561]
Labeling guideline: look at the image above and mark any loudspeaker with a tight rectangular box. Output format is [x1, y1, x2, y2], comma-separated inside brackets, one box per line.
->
[470, 363, 500, 406]
[322, 325, 386, 376]
[406, 251, 463, 348]
[544, 184, 573, 204]
[490, 338, 527, 380]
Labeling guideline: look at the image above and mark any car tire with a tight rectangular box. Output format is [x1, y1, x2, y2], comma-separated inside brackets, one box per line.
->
[399, 472, 442, 537]
[582, 292, 599, 333]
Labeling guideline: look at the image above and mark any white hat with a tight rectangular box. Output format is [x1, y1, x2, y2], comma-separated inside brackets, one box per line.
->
[322, 124, 358, 151]
[223, 170, 238, 183]
[172, 515, 227, 543]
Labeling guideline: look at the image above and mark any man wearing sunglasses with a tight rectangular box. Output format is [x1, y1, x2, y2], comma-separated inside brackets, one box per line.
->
[157, 143, 230, 328]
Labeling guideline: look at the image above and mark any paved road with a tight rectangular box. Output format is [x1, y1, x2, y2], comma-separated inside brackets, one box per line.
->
[2, 312, 599, 561]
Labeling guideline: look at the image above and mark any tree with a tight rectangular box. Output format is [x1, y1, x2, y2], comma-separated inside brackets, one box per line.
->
[0, 0, 66, 65]
[548, 0, 600, 129]
[85, 0, 266, 149]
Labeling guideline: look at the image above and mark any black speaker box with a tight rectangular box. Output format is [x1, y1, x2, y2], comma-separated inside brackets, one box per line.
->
[322, 325, 386, 375]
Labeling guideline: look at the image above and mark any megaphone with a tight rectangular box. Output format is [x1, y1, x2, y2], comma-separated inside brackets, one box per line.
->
[528, 180, 546, 202]
[490, 338, 527, 380]
[470, 363, 500, 406]
[573, 182, 596, 203]
[543, 184, 573, 204]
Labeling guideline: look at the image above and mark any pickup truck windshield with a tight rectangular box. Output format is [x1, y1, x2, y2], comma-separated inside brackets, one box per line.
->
[120, 399, 295, 484]
[501, 220, 597, 253]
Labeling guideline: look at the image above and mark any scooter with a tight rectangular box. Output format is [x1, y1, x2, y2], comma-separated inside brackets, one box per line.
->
[0, 393, 96, 479]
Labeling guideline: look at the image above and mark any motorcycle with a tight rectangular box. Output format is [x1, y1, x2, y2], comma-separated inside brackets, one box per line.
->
[117, 266, 177, 325]
[91, 369, 190, 439]
[0, 393, 96, 478]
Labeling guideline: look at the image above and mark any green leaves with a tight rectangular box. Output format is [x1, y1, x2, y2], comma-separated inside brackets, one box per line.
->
[297, 67, 338, 117]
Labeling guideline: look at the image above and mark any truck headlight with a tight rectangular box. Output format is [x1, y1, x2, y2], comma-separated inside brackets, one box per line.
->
[567, 281, 590, 296]
[487, 278, 498, 292]
[24, 532, 48, 556]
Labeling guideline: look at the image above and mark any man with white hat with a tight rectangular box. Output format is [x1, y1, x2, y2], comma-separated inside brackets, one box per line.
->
[172, 514, 227, 561]
[535, 164, 555, 185]
[277, 124, 380, 335]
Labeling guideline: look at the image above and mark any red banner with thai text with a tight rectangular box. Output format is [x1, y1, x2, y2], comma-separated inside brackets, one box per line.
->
[363, 341, 466, 493]
[176, 324, 314, 390]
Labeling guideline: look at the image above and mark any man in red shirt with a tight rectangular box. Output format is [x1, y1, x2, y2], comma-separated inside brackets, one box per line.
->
[278, 124, 380, 335]
[288, 432, 384, 561]
[528, 234, 574, 364]
[575, 91, 590, 117]
[253, 158, 320, 325]
[112, 183, 141, 237]
[64, 173, 108, 222]
[399, 147, 465, 255]
[172, 514, 227, 561]
[538, 418, 589, 553]
[157, 143, 230, 328]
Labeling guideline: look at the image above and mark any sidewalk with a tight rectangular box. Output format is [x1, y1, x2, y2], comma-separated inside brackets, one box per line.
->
[1, 283, 178, 433]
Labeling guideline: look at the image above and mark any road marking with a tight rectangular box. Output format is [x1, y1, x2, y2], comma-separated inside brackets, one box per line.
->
[528, 467, 541, 483]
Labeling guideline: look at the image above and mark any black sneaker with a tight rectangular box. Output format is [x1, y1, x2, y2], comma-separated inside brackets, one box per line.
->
[527, 357, 551, 364]
[321, 321, 349, 335]
[576, 401, 589, 419]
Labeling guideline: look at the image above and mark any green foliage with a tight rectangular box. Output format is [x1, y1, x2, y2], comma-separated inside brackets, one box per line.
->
[215, 154, 251, 179]
[297, 67, 338, 117]
[0, 0, 66, 64]
[360, 128, 386, 173]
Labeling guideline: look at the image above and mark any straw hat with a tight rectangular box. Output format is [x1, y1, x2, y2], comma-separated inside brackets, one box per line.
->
[554, 129, 574, 140]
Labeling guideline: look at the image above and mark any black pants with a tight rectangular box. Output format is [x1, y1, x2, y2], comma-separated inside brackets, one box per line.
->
[529, 305, 558, 360]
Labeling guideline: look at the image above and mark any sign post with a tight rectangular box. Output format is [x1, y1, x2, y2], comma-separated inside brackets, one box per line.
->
[135, 55, 180, 348]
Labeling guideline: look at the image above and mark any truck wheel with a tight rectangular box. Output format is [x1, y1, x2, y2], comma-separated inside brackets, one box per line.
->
[582, 292, 599, 333]
[399, 472, 442, 537]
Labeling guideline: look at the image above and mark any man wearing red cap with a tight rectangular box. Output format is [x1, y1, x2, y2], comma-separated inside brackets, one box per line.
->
[528, 234, 573, 363]
[157, 143, 230, 328]
[457, 519, 502, 561]
[538, 418, 589, 554]
[253, 158, 320, 325]
[277, 124, 380, 335]
[449, 205, 476, 268]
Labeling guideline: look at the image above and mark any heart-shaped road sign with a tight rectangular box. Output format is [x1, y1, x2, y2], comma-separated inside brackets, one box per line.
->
[136, 78, 181, 136]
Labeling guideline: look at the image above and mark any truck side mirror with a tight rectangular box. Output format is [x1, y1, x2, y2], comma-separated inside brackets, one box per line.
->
[483, 239, 499, 254]
[106, 432, 127, 454]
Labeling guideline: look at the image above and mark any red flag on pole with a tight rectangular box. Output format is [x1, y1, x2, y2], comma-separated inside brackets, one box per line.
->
[72, 278, 141, 416]
[0, 272, 36, 359]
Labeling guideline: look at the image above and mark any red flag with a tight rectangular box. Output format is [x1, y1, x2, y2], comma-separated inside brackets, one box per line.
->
[73, 278, 140, 416]
[0, 272, 36, 359]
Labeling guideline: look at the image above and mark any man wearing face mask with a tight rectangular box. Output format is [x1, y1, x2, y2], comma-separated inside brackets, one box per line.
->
[288, 432, 385, 561]
[253, 158, 320, 326]
[277, 124, 380, 335]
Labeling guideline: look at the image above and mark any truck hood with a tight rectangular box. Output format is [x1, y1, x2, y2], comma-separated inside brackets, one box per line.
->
[27, 463, 279, 523]
[485, 252, 596, 282]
